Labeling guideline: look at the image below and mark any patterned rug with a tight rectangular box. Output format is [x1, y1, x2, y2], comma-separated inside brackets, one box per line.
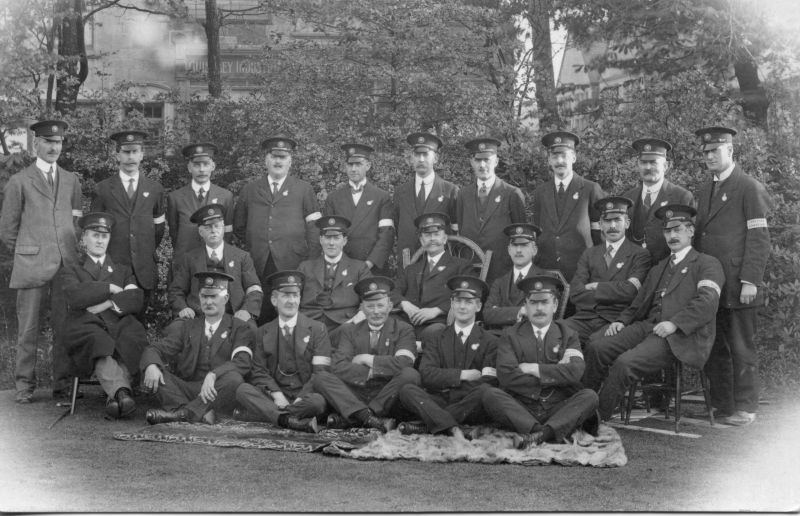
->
[113, 420, 627, 467]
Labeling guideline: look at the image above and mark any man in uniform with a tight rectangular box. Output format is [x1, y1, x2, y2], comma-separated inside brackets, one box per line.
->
[0, 120, 83, 402]
[532, 131, 604, 283]
[483, 223, 547, 329]
[168, 204, 262, 325]
[566, 197, 652, 346]
[455, 137, 526, 285]
[329, 276, 420, 429]
[393, 132, 459, 265]
[142, 271, 254, 424]
[324, 143, 394, 275]
[62, 212, 146, 419]
[233, 134, 322, 324]
[166, 143, 234, 266]
[582, 205, 725, 421]
[623, 138, 694, 262]
[397, 276, 498, 436]
[694, 126, 771, 426]
[297, 215, 372, 332]
[91, 130, 166, 305]
[391, 213, 474, 341]
[480, 274, 599, 448]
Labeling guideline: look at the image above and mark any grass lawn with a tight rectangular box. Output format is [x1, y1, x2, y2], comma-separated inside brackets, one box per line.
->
[0, 387, 798, 512]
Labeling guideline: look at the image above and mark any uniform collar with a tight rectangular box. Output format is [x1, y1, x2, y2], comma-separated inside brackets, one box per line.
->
[531, 322, 551, 338]
[454, 322, 475, 340]
[714, 163, 735, 183]
[279, 314, 298, 330]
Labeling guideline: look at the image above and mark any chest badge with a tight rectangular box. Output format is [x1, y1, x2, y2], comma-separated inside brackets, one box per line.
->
[228, 260, 234, 268]
[616, 262, 624, 269]
[681, 267, 688, 274]
[282, 191, 289, 196]
[211, 197, 218, 203]
[437, 195, 444, 202]
[721, 193, 727, 202]
[107, 266, 113, 273]
[494, 195, 502, 203]
[471, 343, 479, 350]
[303, 335, 310, 343]
[572, 192, 579, 200]
[366, 199, 374, 206]
[143, 191, 150, 197]
[220, 331, 228, 340]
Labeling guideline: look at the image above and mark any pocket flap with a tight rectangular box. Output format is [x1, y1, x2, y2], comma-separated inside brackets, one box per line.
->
[15, 245, 40, 255]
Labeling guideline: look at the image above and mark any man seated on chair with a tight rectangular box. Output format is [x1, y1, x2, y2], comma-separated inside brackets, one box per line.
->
[168, 204, 262, 326]
[483, 223, 547, 329]
[391, 212, 474, 341]
[565, 197, 652, 347]
[396, 275, 499, 436]
[62, 212, 146, 419]
[297, 215, 372, 333]
[480, 273, 599, 448]
[142, 271, 254, 424]
[582, 205, 725, 421]
[328, 276, 420, 430]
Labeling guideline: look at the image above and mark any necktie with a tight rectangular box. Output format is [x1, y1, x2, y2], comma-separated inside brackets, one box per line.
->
[669, 254, 678, 270]
[556, 182, 566, 217]
[92, 259, 102, 277]
[416, 182, 426, 212]
[272, 181, 279, 195]
[708, 178, 718, 214]
[516, 271, 524, 284]
[458, 330, 466, 344]
[643, 190, 652, 210]
[47, 166, 55, 191]
[478, 183, 488, 205]
[283, 325, 293, 339]
[428, 258, 436, 274]
[210, 250, 219, 264]
[369, 329, 380, 350]
[324, 262, 336, 290]
[206, 324, 214, 340]
[604, 245, 613, 268]
[127, 178, 135, 199]
[197, 188, 205, 203]
[535, 330, 544, 347]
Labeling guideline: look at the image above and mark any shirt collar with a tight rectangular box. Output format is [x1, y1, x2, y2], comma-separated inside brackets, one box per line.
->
[119, 170, 139, 183]
[415, 174, 434, 188]
[714, 163, 735, 182]
[279, 314, 298, 330]
[478, 176, 496, 191]
[606, 237, 626, 255]
[206, 318, 221, 335]
[350, 180, 367, 191]
[513, 262, 532, 278]
[427, 250, 445, 265]
[454, 322, 475, 339]
[268, 175, 287, 190]
[36, 158, 56, 174]
[91, 254, 106, 266]
[324, 254, 343, 265]
[555, 173, 573, 190]
[368, 324, 384, 332]
[671, 245, 692, 265]
[192, 180, 210, 194]
[206, 242, 224, 258]
[531, 322, 551, 338]
[643, 177, 664, 196]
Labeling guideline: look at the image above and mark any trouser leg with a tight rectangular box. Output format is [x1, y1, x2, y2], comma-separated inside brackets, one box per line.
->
[286, 392, 327, 420]
[235, 383, 282, 423]
[582, 322, 651, 391]
[368, 367, 421, 416]
[445, 383, 493, 426]
[15, 287, 43, 394]
[155, 371, 198, 411]
[398, 384, 456, 434]
[480, 386, 539, 434]
[49, 271, 72, 392]
[311, 371, 368, 420]
[93, 356, 132, 398]
[704, 308, 735, 414]
[540, 388, 599, 441]
[185, 371, 244, 419]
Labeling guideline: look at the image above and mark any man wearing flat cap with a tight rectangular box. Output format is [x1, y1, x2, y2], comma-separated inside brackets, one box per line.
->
[582, 204, 725, 421]
[393, 132, 459, 267]
[142, 271, 254, 424]
[166, 142, 234, 267]
[455, 137, 527, 285]
[480, 273, 599, 448]
[91, 130, 166, 307]
[0, 120, 83, 402]
[391, 212, 475, 341]
[483, 223, 548, 329]
[168, 204, 262, 325]
[565, 197, 652, 347]
[396, 276, 499, 436]
[297, 215, 372, 332]
[233, 134, 322, 325]
[62, 212, 146, 419]
[532, 131, 604, 284]
[623, 138, 694, 263]
[694, 126, 772, 426]
[324, 143, 395, 276]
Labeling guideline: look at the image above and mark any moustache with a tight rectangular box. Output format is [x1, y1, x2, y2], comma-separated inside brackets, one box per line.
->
[668, 239, 680, 244]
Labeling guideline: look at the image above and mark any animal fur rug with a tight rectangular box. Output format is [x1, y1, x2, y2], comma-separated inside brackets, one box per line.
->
[113, 420, 627, 467]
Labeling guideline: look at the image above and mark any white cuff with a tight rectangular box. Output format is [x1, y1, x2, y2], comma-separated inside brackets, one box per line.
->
[312, 355, 331, 366]
[72, 209, 83, 217]
[123, 284, 139, 290]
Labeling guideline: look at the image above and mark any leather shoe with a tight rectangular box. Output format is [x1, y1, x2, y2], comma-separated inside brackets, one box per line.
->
[363, 414, 396, 433]
[326, 413, 351, 429]
[725, 410, 756, 426]
[115, 388, 136, 418]
[15, 391, 33, 404]
[146, 407, 189, 425]
[513, 431, 545, 450]
[281, 415, 319, 433]
[105, 398, 120, 419]
[232, 408, 262, 422]
[398, 421, 428, 435]
[200, 409, 216, 425]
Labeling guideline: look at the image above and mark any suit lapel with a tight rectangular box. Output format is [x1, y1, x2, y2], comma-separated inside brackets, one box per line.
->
[97, 257, 114, 281]
[462, 329, 479, 368]
[26, 166, 55, 201]
[605, 241, 630, 280]
[333, 255, 351, 288]
[208, 314, 233, 359]
[541, 181, 558, 230]
[665, 248, 696, 296]
[707, 168, 740, 222]
[426, 252, 451, 280]
[424, 175, 442, 213]
[82, 257, 100, 280]
[111, 175, 132, 213]
[558, 176, 582, 230]
[313, 257, 326, 288]
[480, 180, 503, 228]
[294, 317, 310, 356]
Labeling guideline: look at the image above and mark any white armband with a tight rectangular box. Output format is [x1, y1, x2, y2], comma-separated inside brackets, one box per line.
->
[312, 355, 331, 366]
[224, 224, 233, 233]
[698, 280, 721, 297]
[123, 284, 139, 290]
[153, 214, 166, 224]
[231, 346, 253, 360]
[305, 211, 322, 223]
[378, 219, 394, 228]
[627, 277, 642, 291]
[481, 367, 497, 377]
[590, 222, 601, 230]
[245, 285, 263, 294]
[395, 349, 416, 361]
[451, 223, 460, 232]
[562, 348, 584, 360]
[72, 209, 83, 217]
[746, 218, 768, 229]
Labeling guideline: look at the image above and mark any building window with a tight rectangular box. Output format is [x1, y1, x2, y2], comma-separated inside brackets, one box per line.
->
[126, 102, 164, 141]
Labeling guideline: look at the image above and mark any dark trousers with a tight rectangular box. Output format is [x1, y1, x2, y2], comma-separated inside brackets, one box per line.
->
[582, 321, 675, 419]
[346, 367, 421, 417]
[481, 386, 598, 442]
[310, 371, 369, 420]
[398, 383, 492, 434]
[704, 306, 760, 414]
[563, 315, 610, 349]
[157, 369, 244, 421]
[235, 382, 327, 424]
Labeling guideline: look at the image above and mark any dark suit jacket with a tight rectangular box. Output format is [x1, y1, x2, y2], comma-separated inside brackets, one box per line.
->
[140, 313, 254, 380]
[332, 317, 416, 387]
[618, 248, 725, 369]
[233, 175, 322, 274]
[168, 243, 263, 317]
[393, 173, 459, 263]
[91, 174, 166, 290]
[297, 254, 372, 325]
[570, 238, 652, 322]
[61, 255, 146, 377]
[497, 320, 585, 399]
[325, 182, 395, 270]
[695, 165, 771, 308]
[166, 183, 234, 262]
[532, 174, 604, 281]
[419, 324, 499, 401]
[455, 178, 527, 284]
[483, 264, 547, 327]
[624, 180, 694, 263]
[0, 163, 82, 288]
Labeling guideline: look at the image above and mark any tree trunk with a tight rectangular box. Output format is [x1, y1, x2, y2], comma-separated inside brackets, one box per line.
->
[527, 0, 562, 131]
[734, 56, 768, 128]
[55, 0, 88, 113]
[205, 0, 223, 98]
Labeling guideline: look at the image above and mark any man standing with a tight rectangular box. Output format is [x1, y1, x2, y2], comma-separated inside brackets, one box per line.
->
[566, 197, 652, 346]
[455, 137, 526, 285]
[483, 223, 546, 329]
[0, 120, 82, 402]
[91, 130, 166, 303]
[397, 276, 498, 436]
[393, 132, 459, 265]
[142, 271, 254, 424]
[623, 138, 694, 263]
[694, 126, 771, 426]
[324, 143, 394, 275]
[297, 215, 371, 332]
[233, 134, 322, 324]
[582, 205, 725, 421]
[532, 131, 604, 282]
[166, 143, 234, 266]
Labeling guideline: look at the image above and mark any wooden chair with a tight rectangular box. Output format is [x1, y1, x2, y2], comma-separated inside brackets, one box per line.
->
[402, 234, 493, 281]
[548, 269, 571, 321]
[67, 376, 100, 416]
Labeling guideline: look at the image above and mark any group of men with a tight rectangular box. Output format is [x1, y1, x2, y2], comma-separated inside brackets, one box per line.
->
[0, 119, 769, 447]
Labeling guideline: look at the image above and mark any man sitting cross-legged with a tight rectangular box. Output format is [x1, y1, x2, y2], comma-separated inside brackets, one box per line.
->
[396, 275, 499, 436]
[142, 271, 254, 424]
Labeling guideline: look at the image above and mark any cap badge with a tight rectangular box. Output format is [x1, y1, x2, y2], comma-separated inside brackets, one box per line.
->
[348, 147, 355, 154]
[554, 136, 561, 143]
[666, 210, 673, 218]
[606, 202, 614, 210]
[461, 281, 469, 289]
[52, 125, 59, 133]
[478, 143, 486, 150]
[704, 133, 711, 141]
[426, 217, 434, 225]
[287, 276, 295, 283]
[417, 136, 425, 144]
[369, 282, 377, 291]
[516, 226, 523, 234]
[644, 144, 651, 151]
[328, 217, 335, 225]
[126, 134, 134, 141]
[277, 141, 285, 148]
[208, 208, 214, 215]
[197, 146, 203, 153]
[204, 277, 214, 286]
[534, 282, 543, 290]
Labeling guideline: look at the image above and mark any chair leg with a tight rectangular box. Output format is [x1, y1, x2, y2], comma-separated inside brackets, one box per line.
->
[69, 376, 80, 416]
[674, 362, 682, 434]
[700, 371, 715, 426]
[624, 382, 637, 424]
